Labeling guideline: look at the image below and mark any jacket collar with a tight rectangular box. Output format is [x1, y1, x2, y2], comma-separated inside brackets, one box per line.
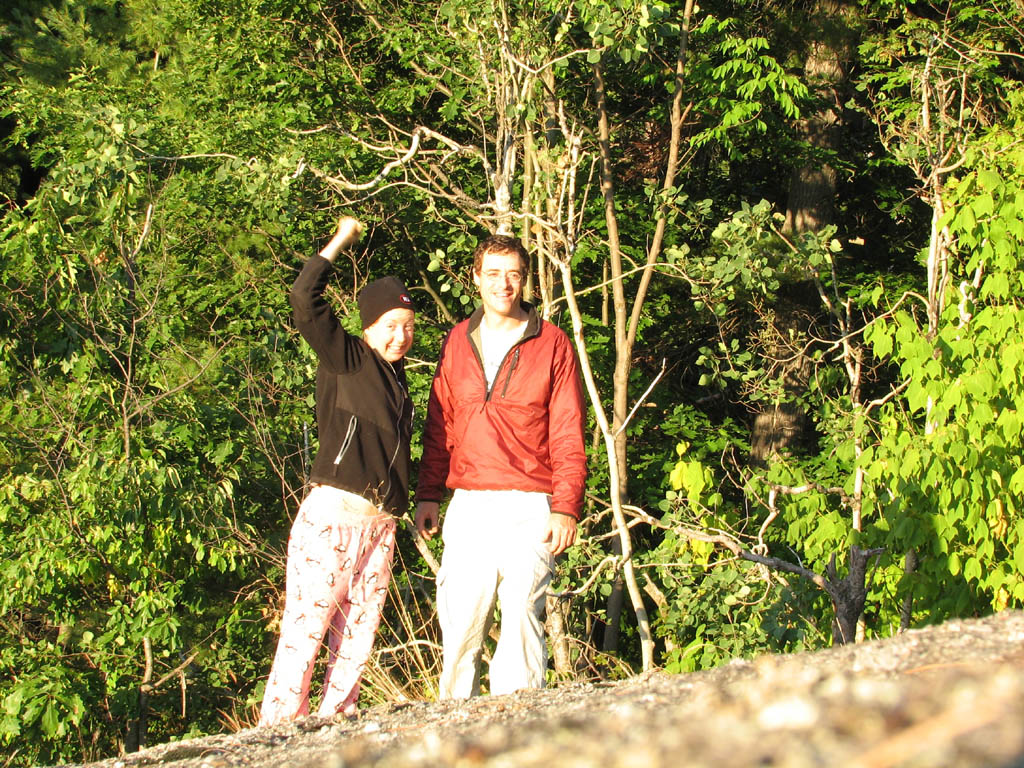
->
[466, 301, 541, 340]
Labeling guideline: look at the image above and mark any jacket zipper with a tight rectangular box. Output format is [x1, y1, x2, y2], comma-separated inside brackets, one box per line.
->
[332, 414, 358, 470]
[471, 311, 536, 401]
[485, 343, 525, 401]
[500, 348, 521, 399]
[380, 360, 409, 502]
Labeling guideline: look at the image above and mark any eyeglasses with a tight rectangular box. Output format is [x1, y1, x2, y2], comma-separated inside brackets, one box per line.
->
[481, 270, 525, 285]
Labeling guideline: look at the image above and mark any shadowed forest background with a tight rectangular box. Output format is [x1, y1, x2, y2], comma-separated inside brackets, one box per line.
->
[1, 0, 1023, 764]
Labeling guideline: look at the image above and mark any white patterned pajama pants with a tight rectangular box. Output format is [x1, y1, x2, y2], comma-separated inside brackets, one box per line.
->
[259, 485, 395, 726]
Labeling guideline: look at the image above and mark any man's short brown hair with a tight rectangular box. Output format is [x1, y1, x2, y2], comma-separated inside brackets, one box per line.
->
[472, 235, 529, 275]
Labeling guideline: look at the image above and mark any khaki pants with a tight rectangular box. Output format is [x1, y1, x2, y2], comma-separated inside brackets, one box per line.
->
[437, 489, 554, 698]
[259, 485, 395, 726]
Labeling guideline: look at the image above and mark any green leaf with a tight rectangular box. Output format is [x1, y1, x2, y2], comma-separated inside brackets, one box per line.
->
[948, 552, 962, 576]
[1009, 466, 1024, 494]
[964, 557, 982, 582]
[4, 688, 24, 717]
[41, 701, 59, 738]
[972, 193, 995, 218]
[977, 169, 1001, 190]
[870, 324, 893, 359]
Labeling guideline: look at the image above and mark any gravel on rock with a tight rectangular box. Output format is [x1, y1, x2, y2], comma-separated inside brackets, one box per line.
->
[57, 611, 1024, 768]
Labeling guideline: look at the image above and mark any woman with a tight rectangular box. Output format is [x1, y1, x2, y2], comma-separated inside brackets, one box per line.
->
[259, 217, 415, 725]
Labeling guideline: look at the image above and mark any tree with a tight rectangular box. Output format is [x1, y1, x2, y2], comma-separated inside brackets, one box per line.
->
[3, 0, 1023, 762]
[0, 0, 383, 761]
[858, 0, 1024, 622]
[657, 0, 1024, 647]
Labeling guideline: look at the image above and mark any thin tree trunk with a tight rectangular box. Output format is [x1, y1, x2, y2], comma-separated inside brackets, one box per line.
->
[755, 0, 851, 463]
[827, 546, 875, 645]
[592, 59, 631, 656]
[545, 596, 572, 678]
[625, 0, 695, 349]
[899, 548, 918, 633]
[555, 255, 654, 671]
[602, 551, 625, 653]
[126, 636, 153, 752]
[523, 127, 538, 304]
[592, 0, 695, 658]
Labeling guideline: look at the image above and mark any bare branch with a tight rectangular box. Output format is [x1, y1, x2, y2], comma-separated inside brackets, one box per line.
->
[614, 359, 667, 437]
[547, 556, 622, 598]
[622, 503, 844, 603]
[309, 126, 486, 192]
[139, 651, 200, 695]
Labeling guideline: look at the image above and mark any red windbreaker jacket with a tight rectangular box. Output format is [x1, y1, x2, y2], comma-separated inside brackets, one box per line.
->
[415, 304, 587, 518]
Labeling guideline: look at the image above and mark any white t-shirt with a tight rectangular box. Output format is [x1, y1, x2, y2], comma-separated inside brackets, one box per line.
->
[480, 320, 527, 388]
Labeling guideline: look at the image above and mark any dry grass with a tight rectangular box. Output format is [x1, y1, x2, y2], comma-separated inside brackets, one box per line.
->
[218, 699, 261, 733]
[359, 550, 443, 707]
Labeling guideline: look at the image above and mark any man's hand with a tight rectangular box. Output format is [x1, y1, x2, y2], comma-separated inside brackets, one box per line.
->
[415, 501, 440, 540]
[543, 512, 577, 555]
[319, 216, 363, 263]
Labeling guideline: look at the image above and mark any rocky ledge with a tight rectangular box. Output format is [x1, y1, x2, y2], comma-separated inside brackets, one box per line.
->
[62, 611, 1024, 768]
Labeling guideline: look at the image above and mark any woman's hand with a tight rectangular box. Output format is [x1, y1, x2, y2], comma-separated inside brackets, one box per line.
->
[319, 216, 364, 262]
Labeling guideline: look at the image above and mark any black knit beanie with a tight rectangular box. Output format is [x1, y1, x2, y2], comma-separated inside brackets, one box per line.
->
[358, 276, 414, 329]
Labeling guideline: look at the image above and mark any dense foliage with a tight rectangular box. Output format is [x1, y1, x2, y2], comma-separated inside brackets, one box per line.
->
[1, 0, 1021, 763]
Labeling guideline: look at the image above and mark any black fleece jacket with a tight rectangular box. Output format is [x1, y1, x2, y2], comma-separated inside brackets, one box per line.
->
[289, 255, 413, 515]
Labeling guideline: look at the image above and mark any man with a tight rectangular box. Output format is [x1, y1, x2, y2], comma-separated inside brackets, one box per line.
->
[415, 234, 587, 699]
[260, 217, 416, 726]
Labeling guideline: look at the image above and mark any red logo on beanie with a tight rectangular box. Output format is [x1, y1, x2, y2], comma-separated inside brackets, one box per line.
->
[400, 293, 412, 305]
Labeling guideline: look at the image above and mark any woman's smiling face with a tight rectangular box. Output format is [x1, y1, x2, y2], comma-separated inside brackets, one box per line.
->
[363, 307, 415, 362]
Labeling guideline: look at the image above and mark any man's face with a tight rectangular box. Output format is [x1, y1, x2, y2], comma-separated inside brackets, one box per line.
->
[363, 307, 415, 362]
[473, 250, 525, 318]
